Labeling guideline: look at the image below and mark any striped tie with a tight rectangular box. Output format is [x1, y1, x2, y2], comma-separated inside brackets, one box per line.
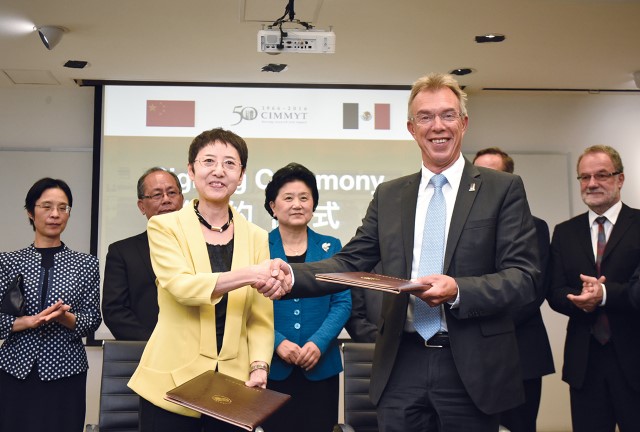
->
[592, 216, 611, 345]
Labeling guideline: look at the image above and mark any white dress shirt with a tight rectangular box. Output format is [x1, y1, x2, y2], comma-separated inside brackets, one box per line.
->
[405, 154, 465, 333]
[587, 200, 622, 306]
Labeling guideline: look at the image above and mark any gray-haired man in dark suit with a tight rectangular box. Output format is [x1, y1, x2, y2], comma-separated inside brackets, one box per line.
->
[102, 167, 183, 340]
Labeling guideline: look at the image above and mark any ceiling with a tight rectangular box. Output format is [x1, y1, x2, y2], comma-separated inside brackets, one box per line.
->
[1, 0, 639, 92]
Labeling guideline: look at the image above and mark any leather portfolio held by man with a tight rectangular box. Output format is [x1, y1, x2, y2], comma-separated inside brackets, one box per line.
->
[316, 271, 427, 293]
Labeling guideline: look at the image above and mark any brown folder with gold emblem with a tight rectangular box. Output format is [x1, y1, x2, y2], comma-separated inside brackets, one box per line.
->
[164, 371, 290, 431]
[315, 272, 428, 293]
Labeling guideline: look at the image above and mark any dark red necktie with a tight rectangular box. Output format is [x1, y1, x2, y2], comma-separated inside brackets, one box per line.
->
[592, 216, 610, 345]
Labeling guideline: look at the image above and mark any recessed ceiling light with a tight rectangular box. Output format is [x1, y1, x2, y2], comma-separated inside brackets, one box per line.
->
[261, 63, 288, 73]
[64, 60, 89, 69]
[475, 34, 505, 43]
[450, 68, 474, 76]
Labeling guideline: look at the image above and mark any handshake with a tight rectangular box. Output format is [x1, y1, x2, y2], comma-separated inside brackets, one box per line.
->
[252, 258, 293, 300]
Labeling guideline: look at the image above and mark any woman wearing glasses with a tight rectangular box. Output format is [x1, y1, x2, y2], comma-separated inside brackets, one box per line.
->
[129, 128, 283, 432]
[0, 178, 101, 432]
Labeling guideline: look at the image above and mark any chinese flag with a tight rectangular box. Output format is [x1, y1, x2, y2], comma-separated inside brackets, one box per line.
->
[146, 100, 195, 127]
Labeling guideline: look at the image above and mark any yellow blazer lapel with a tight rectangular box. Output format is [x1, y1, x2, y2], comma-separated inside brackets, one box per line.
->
[180, 200, 211, 274]
[219, 206, 250, 360]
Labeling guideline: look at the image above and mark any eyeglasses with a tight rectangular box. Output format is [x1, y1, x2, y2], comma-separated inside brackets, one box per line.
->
[576, 171, 621, 183]
[141, 190, 182, 201]
[35, 203, 71, 214]
[410, 111, 463, 125]
[195, 158, 242, 172]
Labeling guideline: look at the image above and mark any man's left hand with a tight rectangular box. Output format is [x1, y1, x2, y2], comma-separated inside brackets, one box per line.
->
[411, 274, 458, 306]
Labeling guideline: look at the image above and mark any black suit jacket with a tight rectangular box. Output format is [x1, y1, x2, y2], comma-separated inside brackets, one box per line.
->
[102, 231, 159, 340]
[344, 288, 385, 343]
[511, 216, 555, 380]
[547, 204, 640, 391]
[630, 262, 640, 310]
[289, 160, 539, 414]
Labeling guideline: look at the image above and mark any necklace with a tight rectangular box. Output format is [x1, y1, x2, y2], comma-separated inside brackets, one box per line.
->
[283, 243, 306, 256]
[194, 203, 233, 233]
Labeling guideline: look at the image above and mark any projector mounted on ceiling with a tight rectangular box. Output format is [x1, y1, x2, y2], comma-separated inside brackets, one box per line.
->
[258, 28, 336, 54]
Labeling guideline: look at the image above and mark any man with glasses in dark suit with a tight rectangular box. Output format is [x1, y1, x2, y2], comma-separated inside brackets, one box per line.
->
[547, 145, 640, 431]
[271, 73, 540, 432]
[102, 167, 184, 340]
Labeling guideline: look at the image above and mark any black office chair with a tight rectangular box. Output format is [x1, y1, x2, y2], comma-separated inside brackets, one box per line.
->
[98, 340, 147, 432]
[334, 342, 378, 432]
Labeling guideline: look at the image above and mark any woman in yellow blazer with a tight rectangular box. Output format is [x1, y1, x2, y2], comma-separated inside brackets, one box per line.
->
[129, 128, 281, 432]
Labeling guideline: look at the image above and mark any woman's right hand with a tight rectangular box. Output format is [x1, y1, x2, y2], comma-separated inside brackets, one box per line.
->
[252, 258, 292, 300]
[213, 259, 291, 299]
[11, 299, 66, 332]
[276, 339, 301, 364]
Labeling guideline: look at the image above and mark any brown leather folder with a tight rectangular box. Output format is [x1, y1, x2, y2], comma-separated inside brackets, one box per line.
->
[315, 272, 428, 293]
[165, 370, 290, 431]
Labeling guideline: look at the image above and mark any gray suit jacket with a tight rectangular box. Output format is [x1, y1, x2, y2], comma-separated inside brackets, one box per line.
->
[289, 159, 539, 414]
[511, 217, 554, 380]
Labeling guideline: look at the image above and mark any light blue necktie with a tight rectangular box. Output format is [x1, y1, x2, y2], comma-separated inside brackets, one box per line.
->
[414, 173, 447, 341]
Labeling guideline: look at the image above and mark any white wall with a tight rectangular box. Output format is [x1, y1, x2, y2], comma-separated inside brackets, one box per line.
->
[1, 85, 639, 431]
[0, 86, 100, 426]
[457, 91, 640, 431]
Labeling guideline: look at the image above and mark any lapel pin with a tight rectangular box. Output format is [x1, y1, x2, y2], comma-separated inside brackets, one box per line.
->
[469, 183, 476, 192]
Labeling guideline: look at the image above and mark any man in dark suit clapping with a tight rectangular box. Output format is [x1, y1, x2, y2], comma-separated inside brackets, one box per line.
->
[102, 167, 183, 340]
[547, 145, 640, 431]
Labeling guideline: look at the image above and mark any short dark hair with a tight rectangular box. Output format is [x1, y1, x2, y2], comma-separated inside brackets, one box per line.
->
[264, 162, 319, 218]
[188, 128, 248, 171]
[136, 167, 182, 199]
[24, 178, 73, 230]
[473, 147, 515, 173]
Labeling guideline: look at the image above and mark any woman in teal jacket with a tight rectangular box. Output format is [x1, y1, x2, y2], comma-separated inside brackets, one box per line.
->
[263, 163, 351, 432]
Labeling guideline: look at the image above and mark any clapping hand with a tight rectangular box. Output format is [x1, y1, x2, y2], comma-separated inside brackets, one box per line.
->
[568, 274, 606, 313]
[11, 299, 71, 332]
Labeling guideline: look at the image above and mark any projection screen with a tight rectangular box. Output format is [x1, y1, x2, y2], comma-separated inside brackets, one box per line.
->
[97, 84, 416, 339]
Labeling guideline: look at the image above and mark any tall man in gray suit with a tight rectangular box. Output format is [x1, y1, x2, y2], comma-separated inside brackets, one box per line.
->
[102, 167, 184, 340]
[473, 147, 555, 432]
[274, 73, 540, 431]
[547, 145, 640, 431]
